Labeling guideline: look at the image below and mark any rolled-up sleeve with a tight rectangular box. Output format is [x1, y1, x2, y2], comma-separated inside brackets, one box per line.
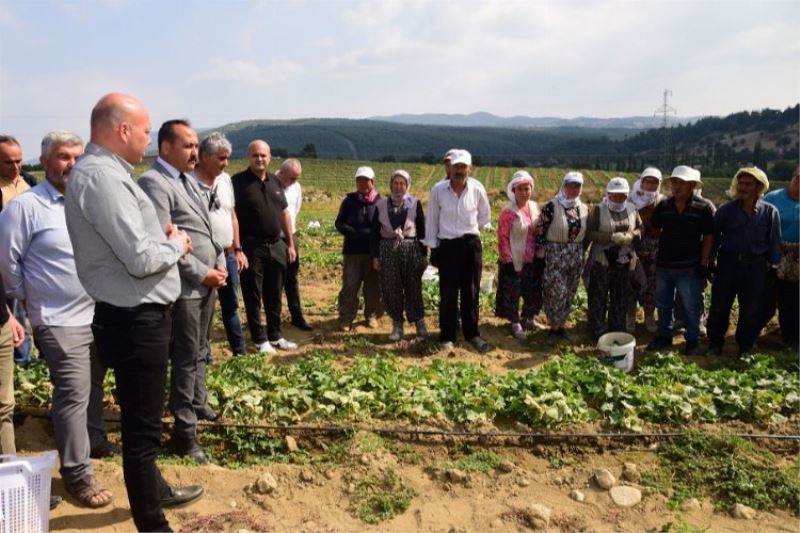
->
[0, 202, 30, 299]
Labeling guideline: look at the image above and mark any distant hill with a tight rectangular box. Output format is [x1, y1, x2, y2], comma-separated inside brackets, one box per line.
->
[205, 105, 798, 179]
[368, 111, 702, 130]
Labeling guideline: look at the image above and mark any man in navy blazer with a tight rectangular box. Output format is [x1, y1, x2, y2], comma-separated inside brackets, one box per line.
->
[138, 120, 226, 464]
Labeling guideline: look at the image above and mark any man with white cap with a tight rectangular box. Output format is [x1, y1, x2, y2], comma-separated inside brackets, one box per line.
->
[335, 166, 383, 330]
[627, 167, 665, 332]
[706, 166, 781, 357]
[425, 149, 492, 353]
[584, 177, 643, 340]
[646, 165, 715, 355]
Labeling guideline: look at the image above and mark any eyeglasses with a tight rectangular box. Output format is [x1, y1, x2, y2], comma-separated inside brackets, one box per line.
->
[207, 186, 220, 211]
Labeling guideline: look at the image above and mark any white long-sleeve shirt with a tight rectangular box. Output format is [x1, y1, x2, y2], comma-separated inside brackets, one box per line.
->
[424, 177, 490, 248]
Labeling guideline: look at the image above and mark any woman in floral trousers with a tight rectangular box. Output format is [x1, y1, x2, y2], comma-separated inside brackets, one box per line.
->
[535, 171, 589, 343]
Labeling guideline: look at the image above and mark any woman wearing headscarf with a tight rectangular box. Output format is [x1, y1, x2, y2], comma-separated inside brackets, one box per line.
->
[626, 167, 665, 332]
[584, 177, 643, 340]
[535, 171, 589, 342]
[370, 169, 427, 341]
[335, 166, 384, 331]
[495, 171, 540, 340]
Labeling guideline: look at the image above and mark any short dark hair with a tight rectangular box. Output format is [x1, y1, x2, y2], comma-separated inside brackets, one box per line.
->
[0, 135, 20, 147]
[158, 119, 191, 150]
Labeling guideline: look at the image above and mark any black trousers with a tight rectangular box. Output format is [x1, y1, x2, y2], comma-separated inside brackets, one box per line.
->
[437, 235, 482, 342]
[765, 279, 799, 345]
[92, 302, 172, 532]
[241, 240, 287, 343]
[707, 253, 768, 351]
[283, 234, 305, 322]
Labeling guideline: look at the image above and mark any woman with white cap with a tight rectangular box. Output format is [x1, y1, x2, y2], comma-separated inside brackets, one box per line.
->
[335, 166, 384, 331]
[370, 169, 428, 341]
[495, 171, 540, 340]
[584, 177, 643, 340]
[535, 171, 589, 342]
[626, 167, 665, 332]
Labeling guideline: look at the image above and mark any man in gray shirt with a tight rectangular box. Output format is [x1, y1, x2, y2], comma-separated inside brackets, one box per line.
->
[65, 93, 201, 532]
[139, 119, 226, 465]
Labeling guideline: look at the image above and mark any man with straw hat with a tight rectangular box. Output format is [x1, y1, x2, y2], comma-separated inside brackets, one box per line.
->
[706, 166, 781, 357]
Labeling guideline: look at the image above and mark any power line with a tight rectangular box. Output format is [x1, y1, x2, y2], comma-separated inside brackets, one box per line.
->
[654, 90, 677, 168]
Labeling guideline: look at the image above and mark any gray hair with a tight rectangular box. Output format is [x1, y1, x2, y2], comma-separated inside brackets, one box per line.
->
[199, 131, 232, 156]
[0, 135, 20, 147]
[279, 158, 302, 175]
[41, 130, 84, 158]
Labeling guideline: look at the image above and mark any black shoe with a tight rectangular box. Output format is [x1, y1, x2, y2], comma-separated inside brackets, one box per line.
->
[646, 337, 672, 351]
[50, 494, 62, 510]
[173, 439, 210, 465]
[706, 344, 723, 356]
[684, 342, 700, 356]
[291, 318, 314, 331]
[196, 408, 219, 422]
[90, 440, 122, 459]
[160, 485, 204, 508]
[469, 336, 492, 354]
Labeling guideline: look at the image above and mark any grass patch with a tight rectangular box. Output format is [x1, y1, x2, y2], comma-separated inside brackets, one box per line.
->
[445, 448, 504, 472]
[642, 431, 800, 512]
[348, 469, 417, 524]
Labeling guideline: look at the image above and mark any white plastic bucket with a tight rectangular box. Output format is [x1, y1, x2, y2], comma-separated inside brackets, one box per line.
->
[597, 332, 635, 373]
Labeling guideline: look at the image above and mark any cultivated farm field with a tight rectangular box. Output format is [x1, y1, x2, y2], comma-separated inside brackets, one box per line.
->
[14, 159, 799, 532]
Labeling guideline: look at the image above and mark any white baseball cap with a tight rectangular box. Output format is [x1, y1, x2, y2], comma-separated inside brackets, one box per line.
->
[640, 167, 662, 181]
[670, 165, 701, 183]
[354, 166, 375, 180]
[563, 171, 584, 185]
[606, 177, 630, 194]
[443, 148, 459, 162]
[450, 149, 472, 166]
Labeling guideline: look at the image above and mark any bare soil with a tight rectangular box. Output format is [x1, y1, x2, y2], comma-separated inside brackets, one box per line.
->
[16, 266, 796, 532]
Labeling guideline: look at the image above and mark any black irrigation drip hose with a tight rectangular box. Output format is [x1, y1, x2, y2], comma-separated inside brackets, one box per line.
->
[16, 406, 800, 441]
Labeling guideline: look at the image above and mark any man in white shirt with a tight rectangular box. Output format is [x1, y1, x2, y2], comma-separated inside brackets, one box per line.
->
[0, 131, 116, 508]
[277, 158, 312, 331]
[192, 132, 249, 357]
[425, 150, 492, 353]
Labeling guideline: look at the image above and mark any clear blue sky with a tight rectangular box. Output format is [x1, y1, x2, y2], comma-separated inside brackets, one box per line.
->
[1, 0, 798, 158]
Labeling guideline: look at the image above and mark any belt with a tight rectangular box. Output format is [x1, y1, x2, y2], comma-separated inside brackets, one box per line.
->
[243, 236, 282, 246]
[96, 301, 172, 313]
[440, 234, 479, 243]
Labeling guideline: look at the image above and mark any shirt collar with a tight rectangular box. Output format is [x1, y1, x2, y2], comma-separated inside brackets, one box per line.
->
[41, 179, 65, 202]
[84, 143, 134, 175]
[447, 177, 472, 192]
[156, 157, 181, 179]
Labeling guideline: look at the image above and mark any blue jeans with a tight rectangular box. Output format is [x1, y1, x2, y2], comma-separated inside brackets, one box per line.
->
[217, 252, 246, 355]
[8, 299, 32, 366]
[655, 268, 702, 345]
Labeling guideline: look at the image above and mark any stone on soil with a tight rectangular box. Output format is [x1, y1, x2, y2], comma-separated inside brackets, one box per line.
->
[284, 435, 299, 452]
[446, 469, 467, 483]
[570, 489, 585, 502]
[255, 473, 278, 494]
[621, 462, 641, 483]
[609, 486, 642, 507]
[497, 460, 514, 473]
[593, 468, 616, 490]
[732, 503, 756, 520]
[522, 503, 551, 530]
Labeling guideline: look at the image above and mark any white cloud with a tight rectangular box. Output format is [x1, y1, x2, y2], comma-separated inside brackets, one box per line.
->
[197, 58, 305, 85]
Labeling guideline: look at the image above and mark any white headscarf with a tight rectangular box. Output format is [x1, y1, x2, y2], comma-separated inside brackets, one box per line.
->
[506, 170, 534, 202]
[557, 171, 583, 208]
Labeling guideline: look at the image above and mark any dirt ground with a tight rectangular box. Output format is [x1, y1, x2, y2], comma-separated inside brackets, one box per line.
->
[15, 267, 798, 532]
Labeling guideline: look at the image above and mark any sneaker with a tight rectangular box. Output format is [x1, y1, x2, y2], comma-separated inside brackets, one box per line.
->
[366, 317, 379, 329]
[511, 322, 526, 341]
[698, 324, 708, 338]
[388, 321, 404, 342]
[469, 336, 492, 354]
[684, 342, 700, 356]
[526, 317, 548, 330]
[257, 341, 276, 354]
[271, 338, 298, 350]
[440, 341, 455, 352]
[338, 321, 352, 332]
[646, 337, 672, 351]
[644, 313, 657, 333]
[415, 319, 428, 338]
